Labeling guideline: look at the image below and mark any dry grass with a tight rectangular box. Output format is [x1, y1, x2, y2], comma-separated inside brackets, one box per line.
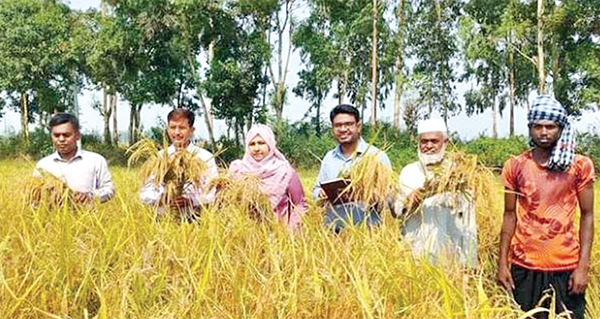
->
[210, 173, 273, 222]
[24, 170, 72, 209]
[419, 150, 496, 212]
[1, 159, 599, 318]
[127, 139, 208, 205]
[342, 151, 398, 208]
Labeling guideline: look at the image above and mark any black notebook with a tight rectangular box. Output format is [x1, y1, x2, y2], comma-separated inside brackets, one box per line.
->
[320, 178, 351, 204]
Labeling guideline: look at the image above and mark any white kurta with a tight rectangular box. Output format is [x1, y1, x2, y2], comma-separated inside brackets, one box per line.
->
[395, 161, 478, 268]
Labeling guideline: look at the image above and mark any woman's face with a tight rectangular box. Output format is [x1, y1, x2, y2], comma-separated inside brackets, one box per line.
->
[249, 135, 270, 162]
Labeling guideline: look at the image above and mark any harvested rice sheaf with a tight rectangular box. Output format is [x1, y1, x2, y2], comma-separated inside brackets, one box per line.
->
[418, 150, 495, 210]
[25, 172, 72, 208]
[210, 173, 272, 222]
[127, 139, 208, 205]
[341, 151, 399, 207]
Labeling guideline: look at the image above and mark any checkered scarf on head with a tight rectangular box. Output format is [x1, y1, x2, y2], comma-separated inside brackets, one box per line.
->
[527, 95, 575, 172]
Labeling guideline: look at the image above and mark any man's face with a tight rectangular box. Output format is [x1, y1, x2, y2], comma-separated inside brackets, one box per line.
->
[51, 122, 79, 158]
[419, 131, 447, 155]
[167, 117, 194, 148]
[331, 113, 361, 146]
[529, 120, 561, 150]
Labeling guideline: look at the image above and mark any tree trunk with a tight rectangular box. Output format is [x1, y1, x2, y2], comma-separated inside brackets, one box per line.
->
[111, 94, 118, 145]
[537, 0, 545, 94]
[20, 93, 30, 143]
[508, 44, 516, 136]
[492, 97, 498, 138]
[102, 90, 112, 145]
[198, 94, 215, 145]
[129, 104, 142, 145]
[370, 0, 378, 127]
[393, 0, 405, 130]
[338, 68, 348, 105]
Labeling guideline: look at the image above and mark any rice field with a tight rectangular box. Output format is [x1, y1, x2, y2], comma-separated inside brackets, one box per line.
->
[1, 159, 599, 319]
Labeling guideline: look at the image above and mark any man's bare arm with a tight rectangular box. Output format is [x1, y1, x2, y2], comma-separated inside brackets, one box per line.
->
[570, 183, 594, 294]
[497, 190, 517, 293]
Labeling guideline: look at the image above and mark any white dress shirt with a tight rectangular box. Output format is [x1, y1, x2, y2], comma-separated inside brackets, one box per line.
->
[395, 160, 478, 268]
[139, 143, 218, 207]
[35, 148, 115, 202]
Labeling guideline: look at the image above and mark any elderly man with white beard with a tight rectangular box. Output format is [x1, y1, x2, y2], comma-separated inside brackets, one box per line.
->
[394, 118, 478, 268]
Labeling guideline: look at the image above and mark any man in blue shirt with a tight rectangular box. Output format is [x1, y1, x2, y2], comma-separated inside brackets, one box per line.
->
[313, 104, 391, 232]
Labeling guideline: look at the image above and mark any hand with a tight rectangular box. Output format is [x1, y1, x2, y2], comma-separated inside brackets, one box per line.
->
[569, 266, 589, 294]
[169, 196, 193, 209]
[406, 190, 423, 210]
[496, 263, 515, 294]
[73, 192, 93, 204]
[319, 189, 327, 200]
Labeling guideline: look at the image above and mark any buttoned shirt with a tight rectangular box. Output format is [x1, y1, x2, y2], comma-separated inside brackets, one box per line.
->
[313, 138, 391, 200]
[395, 160, 478, 268]
[35, 148, 114, 202]
[139, 143, 219, 207]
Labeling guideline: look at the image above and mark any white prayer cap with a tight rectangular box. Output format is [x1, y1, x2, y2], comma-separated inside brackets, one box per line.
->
[417, 118, 447, 136]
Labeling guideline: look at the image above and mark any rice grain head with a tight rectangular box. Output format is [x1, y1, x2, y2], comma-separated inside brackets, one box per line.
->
[341, 150, 398, 208]
[210, 173, 273, 223]
[127, 138, 209, 206]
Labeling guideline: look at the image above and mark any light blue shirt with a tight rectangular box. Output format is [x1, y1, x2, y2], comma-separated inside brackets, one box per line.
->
[312, 138, 391, 200]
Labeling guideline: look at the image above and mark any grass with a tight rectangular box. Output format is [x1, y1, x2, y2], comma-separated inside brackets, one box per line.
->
[1, 159, 599, 318]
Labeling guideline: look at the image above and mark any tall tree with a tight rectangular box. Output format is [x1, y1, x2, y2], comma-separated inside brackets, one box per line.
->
[392, 0, 407, 130]
[204, 4, 270, 145]
[407, 0, 461, 125]
[0, 0, 83, 142]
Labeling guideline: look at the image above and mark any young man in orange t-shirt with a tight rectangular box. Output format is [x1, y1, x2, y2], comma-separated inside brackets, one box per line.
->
[497, 96, 595, 319]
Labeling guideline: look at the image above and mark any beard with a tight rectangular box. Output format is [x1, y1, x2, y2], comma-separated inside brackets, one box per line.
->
[418, 147, 446, 166]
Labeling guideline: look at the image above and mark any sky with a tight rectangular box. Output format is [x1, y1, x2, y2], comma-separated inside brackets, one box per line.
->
[2, 0, 599, 141]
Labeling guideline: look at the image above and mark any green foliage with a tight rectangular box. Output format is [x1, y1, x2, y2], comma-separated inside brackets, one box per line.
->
[0, 131, 128, 165]
[461, 135, 528, 169]
[576, 132, 600, 173]
[212, 135, 244, 166]
[275, 121, 337, 170]
[0, 0, 85, 136]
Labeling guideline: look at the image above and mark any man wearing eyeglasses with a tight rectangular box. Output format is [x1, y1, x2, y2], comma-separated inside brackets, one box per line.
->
[313, 104, 391, 232]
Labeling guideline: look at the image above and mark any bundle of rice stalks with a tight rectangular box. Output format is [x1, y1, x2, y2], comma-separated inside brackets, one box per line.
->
[25, 171, 72, 208]
[418, 150, 495, 210]
[210, 173, 272, 222]
[127, 139, 208, 206]
[341, 151, 399, 207]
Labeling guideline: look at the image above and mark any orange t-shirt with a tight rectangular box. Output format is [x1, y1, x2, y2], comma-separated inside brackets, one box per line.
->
[502, 151, 595, 271]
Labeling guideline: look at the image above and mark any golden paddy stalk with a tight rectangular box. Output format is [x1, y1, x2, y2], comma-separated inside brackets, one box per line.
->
[210, 173, 273, 222]
[1, 160, 598, 318]
[127, 139, 208, 219]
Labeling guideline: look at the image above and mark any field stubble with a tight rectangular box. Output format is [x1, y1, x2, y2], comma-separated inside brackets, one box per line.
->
[0, 160, 599, 319]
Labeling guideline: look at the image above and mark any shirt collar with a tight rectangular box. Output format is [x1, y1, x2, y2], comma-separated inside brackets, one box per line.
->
[333, 138, 368, 160]
[51, 147, 83, 163]
[168, 142, 196, 155]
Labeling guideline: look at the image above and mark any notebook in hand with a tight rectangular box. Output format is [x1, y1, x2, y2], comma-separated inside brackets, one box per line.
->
[320, 178, 351, 204]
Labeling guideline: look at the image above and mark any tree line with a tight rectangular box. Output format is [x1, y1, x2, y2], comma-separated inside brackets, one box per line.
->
[0, 0, 598, 145]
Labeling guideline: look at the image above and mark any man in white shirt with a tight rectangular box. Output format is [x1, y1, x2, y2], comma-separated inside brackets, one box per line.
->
[139, 108, 218, 219]
[394, 118, 478, 267]
[35, 113, 114, 203]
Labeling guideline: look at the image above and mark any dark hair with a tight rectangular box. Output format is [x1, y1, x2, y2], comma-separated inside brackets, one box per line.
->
[167, 108, 195, 126]
[49, 113, 80, 132]
[329, 104, 360, 123]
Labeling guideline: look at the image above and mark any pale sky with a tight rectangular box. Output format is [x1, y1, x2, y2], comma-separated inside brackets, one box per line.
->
[2, 0, 599, 140]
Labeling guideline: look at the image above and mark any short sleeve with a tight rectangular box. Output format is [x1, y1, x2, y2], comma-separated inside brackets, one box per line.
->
[575, 155, 595, 193]
[501, 157, 517, 191]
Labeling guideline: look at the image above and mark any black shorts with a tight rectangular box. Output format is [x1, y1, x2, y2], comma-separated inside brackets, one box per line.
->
[511, 264, 586, 319]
